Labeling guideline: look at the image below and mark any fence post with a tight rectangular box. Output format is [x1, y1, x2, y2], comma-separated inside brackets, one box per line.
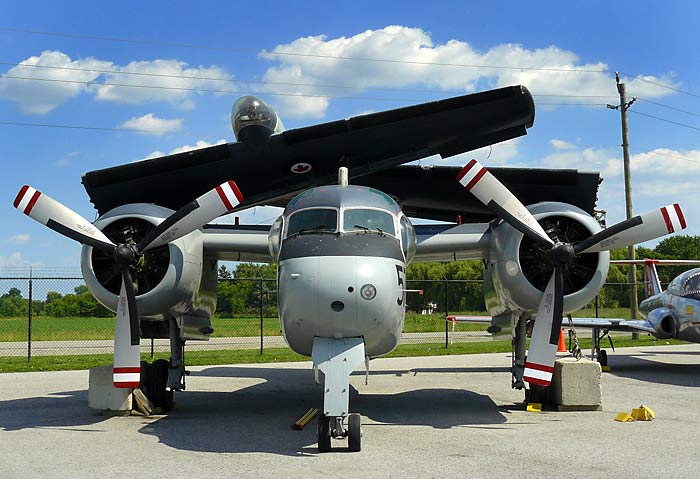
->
[259, 276, 264, 355]
[27, 267, 33, 363]
[444, 278, 449, 349]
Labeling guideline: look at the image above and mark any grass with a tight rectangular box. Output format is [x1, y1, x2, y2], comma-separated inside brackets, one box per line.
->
[0, 334, 686, 374]
[0, 308, 650, 342]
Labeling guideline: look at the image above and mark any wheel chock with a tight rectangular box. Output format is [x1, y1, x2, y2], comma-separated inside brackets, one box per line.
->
[601, 366, 612, 372]
[132, 388, 153, 416]
[526, 403, 542, 413]
[631, 405, 655, 421]
[614, 412, 635, 422]
[292, 408, 319, 430]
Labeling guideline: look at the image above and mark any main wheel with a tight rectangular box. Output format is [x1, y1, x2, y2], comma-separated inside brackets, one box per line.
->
[526, 384, 551, 405]
[317, 415, 331, 453]
[347, 413, 361, 452]
[148, 359, 174, 411]
[598, 349, 608, 367]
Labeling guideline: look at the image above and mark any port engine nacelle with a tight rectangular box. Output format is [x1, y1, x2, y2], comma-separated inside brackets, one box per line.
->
[80, 203, 213, 322]
[484, 202, 610, 316]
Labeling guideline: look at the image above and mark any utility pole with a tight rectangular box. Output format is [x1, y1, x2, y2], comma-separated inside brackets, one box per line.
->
[607, 72, 639, 334]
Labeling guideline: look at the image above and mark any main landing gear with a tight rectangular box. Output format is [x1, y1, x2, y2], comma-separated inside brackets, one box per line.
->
[592, 326, 614, 367]
[312, 337, 366, 453]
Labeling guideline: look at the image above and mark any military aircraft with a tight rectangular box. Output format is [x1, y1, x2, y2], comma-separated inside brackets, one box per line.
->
[563, 259, 700, 366]
[13, 87, 687, 452]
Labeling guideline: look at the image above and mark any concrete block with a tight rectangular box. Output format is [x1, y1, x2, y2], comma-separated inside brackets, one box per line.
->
[88, 365, 132, 412]
[551, 357, 602, 411]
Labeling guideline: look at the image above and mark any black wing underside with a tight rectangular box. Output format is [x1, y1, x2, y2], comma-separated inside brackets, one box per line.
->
[82, 86, 535, 215]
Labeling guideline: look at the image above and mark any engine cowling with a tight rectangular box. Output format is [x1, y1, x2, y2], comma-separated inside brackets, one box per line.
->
[646, 308, 678, 339]
[485, 202, 610, 316]
[80, 203, 210, 321]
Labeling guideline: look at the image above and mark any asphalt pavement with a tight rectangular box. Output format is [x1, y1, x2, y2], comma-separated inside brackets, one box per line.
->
[1, 344, 699, 479]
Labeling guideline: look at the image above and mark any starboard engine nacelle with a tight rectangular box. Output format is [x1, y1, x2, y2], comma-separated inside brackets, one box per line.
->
[485, 201, 610, 316]
[80, 203, 211, 321]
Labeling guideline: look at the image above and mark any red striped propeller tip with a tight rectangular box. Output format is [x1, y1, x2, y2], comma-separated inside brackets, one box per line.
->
[13, 185, 42, 215]
[227, 180, 244, 203]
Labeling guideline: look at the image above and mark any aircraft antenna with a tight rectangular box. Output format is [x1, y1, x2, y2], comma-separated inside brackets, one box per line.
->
[338, 166, 348, 186]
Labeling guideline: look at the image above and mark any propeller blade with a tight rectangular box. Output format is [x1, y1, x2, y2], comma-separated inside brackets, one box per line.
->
[113, 275, 141, 388]
[136, 180, 243, 252]
[457, 160, 553, 247]
[524, 268, 563, 387]
[575, 203, 686, 254]
[13, 185, 115, 253]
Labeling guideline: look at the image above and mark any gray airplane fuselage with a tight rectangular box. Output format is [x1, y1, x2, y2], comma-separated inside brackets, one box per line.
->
[274, 185, 416, 357]
[639, 268, 700, 343]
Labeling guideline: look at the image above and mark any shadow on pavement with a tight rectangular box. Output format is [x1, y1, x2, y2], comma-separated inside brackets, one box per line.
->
[138, 365, 507, 455]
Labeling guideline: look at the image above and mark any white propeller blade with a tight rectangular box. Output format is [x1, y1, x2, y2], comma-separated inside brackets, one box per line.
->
[457, 159, 553, 246]
[576, 203, 686, 254]
[524, 270, 563, 387]
[139, 180, 243, 251]
[13, 185, 115, 250]
[113, 277, 141, 388]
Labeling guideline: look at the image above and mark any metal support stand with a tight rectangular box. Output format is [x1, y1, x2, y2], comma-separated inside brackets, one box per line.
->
[167, 318, 187, 391]
[511, 314, 526, 390]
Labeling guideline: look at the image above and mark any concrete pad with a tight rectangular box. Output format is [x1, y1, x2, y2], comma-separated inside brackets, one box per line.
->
[1, 344, 700, 479]
[552, 356, 602, 410]
[87, 365, 132, 412]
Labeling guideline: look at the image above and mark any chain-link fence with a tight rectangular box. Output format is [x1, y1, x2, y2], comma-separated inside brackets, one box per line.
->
[0, 269, 649, 359]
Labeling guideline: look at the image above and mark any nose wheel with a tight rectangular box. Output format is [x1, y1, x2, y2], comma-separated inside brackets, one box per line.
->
[317, 413, 362, 452]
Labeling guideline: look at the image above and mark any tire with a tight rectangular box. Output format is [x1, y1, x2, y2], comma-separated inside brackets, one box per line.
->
[347, 413, 361, 452]
[317, 415, 331, 453]
[149, 359, 174, 411]
[598, 349, 608, 367]
[526, 384, 551, 405]
[139, 361, 151, 397]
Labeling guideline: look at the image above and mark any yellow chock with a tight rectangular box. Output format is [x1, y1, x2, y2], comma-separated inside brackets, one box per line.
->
[601, 366, 612, 373]
[527, 403, 542, 413]
[291, 408, 319, 430]
[615, 412, 635, 422]
[631, 405, 655, 421]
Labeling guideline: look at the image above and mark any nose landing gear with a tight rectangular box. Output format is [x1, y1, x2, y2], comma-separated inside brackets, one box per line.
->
[312, 337, 366, 453]
[317, 413, 362, 452]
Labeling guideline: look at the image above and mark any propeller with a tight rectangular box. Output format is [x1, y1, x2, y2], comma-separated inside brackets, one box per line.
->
[457, 159, 686, 386]
[14, 180, 243, 387]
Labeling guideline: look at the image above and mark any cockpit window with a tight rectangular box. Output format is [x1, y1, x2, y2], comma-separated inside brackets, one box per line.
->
[681, 272, 700, 300]
[343, 209, 396, 236]
[286, 208, 337, 237]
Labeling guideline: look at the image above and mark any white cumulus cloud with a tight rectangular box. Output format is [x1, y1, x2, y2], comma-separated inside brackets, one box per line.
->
[141, 138, 228, 161]
[119, 114, 183, 135]
[260, 25, 678, 119]
[7, 234, 30, 244]
[0, 51, 231, 114]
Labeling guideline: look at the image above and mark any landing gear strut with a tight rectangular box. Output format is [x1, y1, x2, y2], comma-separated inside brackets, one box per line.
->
[592, 326, 613, 367]
[312, 337, 365, 453]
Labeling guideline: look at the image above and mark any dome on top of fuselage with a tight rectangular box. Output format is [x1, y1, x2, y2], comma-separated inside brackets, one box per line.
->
[284, 185, 402, 216]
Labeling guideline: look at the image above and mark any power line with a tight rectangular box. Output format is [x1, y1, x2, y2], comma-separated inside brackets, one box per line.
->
[0, 74, 617, 104]
[0, 120, 175, 134]
[0, 60, 621, 99]
[0, 27, 611, 74]
[636, 97, 700, 118]
[4, 26, 698, 101]
[629, 110, 700, 132]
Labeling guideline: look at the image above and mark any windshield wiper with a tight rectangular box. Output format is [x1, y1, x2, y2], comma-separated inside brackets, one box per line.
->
[291, 225, 338, 237]
[353, 224, 386, 236]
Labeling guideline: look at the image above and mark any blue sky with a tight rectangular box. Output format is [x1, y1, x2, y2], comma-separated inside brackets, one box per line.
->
[1, 0, 699, 269]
